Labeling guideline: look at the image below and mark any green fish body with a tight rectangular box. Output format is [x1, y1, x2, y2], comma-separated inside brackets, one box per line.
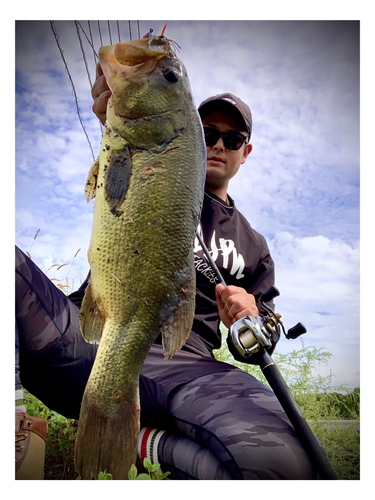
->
[74, 36, 206, 480]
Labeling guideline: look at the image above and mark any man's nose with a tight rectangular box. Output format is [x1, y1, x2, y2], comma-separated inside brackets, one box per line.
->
[213, 136, 225, 150]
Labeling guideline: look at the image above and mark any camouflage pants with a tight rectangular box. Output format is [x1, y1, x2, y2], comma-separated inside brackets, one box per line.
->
[16, 246, 317, 479]
[161, 371, 317, 479]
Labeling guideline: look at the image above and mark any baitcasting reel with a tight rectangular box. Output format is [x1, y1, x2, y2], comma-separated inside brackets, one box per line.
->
[227, 286, 307, 362]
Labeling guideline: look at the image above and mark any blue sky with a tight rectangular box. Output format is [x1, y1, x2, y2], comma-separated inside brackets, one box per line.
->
[13, 16, 363, 396]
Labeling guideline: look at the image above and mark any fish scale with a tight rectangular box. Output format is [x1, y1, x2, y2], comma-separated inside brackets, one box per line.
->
[74, 35, 206, 479]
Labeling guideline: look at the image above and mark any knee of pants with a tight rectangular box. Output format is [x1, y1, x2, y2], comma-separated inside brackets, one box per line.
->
[20, 324, 98, 420]
[168, 371, 318, 479]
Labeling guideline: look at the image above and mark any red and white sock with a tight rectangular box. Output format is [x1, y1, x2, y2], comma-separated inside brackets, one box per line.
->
[137, 427, 166, 469]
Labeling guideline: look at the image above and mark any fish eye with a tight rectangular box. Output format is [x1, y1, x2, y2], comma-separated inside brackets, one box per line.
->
[163, 69, 179, 83]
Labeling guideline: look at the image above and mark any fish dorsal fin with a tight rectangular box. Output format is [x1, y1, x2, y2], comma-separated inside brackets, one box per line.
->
[161, 252, 195, 359]
[85, 158, 100, 202]
[79, 280, 104, 344]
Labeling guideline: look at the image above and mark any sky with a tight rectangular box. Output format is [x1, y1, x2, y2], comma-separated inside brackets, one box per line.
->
[13, 16, 364, 397]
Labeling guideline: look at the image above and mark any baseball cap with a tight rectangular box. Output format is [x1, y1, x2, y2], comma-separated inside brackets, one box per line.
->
[198, 93, 252, 138]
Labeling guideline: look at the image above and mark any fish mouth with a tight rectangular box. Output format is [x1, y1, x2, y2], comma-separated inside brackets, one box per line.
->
[100, 37, 172, 72]
[99, 38, 177, 96]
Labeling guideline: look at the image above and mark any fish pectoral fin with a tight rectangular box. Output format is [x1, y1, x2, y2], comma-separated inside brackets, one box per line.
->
[85, 158, 100, 202]
[161, 256, 196, 359]
[79, 281, 104, 344]
[105, 146, 132, 215]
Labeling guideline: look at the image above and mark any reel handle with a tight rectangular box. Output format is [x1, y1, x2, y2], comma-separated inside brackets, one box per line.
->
[286, 322, 307, 340]
[259, 286, 280, 303]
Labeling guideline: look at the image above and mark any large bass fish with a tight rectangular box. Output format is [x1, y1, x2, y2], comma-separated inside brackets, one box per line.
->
[74, 35, 206, 480]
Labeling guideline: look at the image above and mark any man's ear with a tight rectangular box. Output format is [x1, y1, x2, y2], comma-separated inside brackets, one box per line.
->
[241, 143, 253, 164]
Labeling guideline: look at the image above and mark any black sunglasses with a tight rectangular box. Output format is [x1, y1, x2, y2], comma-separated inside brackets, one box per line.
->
[203, 127, 248, 151]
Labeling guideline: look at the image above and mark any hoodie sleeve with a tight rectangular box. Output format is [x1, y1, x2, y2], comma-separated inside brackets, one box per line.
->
[245, 238, 281, 363]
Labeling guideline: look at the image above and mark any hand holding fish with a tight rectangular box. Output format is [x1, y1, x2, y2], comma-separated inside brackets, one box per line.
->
[91, 62, 111, 125]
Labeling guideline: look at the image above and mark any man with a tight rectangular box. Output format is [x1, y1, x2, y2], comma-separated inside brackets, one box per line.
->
[15, 65, 318, 479]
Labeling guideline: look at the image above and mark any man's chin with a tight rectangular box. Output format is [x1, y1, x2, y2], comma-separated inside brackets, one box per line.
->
[206, 165, 225, 178]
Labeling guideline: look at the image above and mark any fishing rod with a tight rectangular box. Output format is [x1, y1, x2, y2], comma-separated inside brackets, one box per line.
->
[196, 230, 338, 480]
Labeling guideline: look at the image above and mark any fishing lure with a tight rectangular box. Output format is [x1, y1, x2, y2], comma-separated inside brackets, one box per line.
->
[143, 24, 167, 39]
[143, 24, 180, 54]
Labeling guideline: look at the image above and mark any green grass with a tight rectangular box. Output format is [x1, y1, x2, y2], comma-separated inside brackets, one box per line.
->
[23, 388, 359, 480]
[23, 391, 78, 480]
[308, 421, 360, 480]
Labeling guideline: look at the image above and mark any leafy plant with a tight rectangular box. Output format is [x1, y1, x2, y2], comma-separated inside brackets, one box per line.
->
[128, 458, 171, 480]
[215, 329, 358, 417]
[23, 390, 78, 480]
[98, 470, 113, 480]
[76, 460, 170, 480]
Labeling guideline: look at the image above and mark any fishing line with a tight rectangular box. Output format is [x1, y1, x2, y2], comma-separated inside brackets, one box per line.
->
[117, 21, 121, 43]
[196, 230, 238, 326]
[51, 20, 143, 165]
[78, 21, 100, 61]
[196, 231, 226, 286]
[75, 21, 93, 88]
[107, 21, 113, 45]
[87, 21, 99, 65]
[76, 21, 104, 134]
[50, 21, 95, 161]
[97, 21, 103, 46]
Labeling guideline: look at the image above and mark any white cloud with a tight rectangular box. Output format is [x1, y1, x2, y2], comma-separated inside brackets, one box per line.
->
[269, 232, 359, 313]
[266, 231, 359, 388]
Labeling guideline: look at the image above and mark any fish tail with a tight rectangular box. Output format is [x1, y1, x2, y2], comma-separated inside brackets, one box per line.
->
[74, 387, 140, 480]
